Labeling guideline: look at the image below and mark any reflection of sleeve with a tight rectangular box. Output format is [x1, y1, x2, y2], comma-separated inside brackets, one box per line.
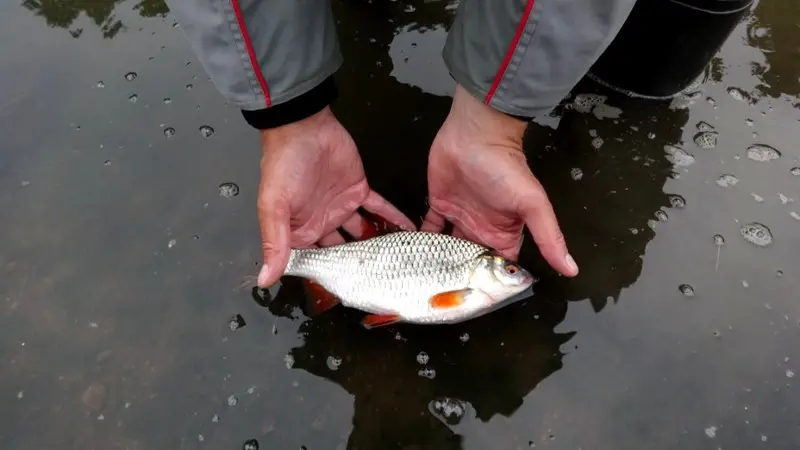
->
[165, 0, 343, 129]
[443, 0, 637, 118]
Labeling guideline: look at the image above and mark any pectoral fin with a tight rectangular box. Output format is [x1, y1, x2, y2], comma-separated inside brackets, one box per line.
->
[362, 314, 402, 329]
[303, 280, 341, 316]
[429, 289, 473, 309]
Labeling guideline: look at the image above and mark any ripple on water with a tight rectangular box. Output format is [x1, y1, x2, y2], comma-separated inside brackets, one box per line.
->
[740, 222, 773, 247]
[664, 145, 695, 166]
[746, 144, 781, 162]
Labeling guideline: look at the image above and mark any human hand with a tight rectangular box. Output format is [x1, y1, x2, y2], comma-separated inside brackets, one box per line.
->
[256, 106, 416, 288]
[420, 85, 579, 277]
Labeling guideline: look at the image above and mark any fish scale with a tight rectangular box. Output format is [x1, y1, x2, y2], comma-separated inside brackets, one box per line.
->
[284, 231, 490, 320]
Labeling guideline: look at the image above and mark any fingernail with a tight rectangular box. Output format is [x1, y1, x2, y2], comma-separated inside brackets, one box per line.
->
[257, 264, 269, 288]
[565, 253, 579, 275]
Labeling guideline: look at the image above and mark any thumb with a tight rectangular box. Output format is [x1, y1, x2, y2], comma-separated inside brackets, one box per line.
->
[257, 198, 291, 288]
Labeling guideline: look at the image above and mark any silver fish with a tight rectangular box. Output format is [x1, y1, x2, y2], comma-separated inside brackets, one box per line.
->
[283, 231, 536, 328]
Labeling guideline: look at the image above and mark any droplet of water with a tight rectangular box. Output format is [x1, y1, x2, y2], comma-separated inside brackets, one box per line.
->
[664, 145, 695, 166]
[163, 127, 176, 138]
[326, 356, 342, 371]
[716, 174, 739, 187]
[124, 72, 138, 81]
[163, 97, 172, 104]
[128, 94, 138, 103]
[746, 144, 781, 162]
[570, 168, 583, 180]
[727, 87, 750, 102]
[228, 314, 246, 331]
[416, 351, 430, 365]
[243, 439, 260, 450]
[428, 397, 467, 425]
[668, 194, 686, 209]
[696, 121, 715, 131]
[227, 394, 238, 406]
[740, 222, 773, 247]
[219, 182, 239, 198]
[713, 234, 725, 246]
[418, 368, 436, 379]
[790, 167, 800, 176]
[679, 284, 695, 297]
[693, 131, 718, 149]
[96, 81, 105, 88]
[199, 125, 215, 138]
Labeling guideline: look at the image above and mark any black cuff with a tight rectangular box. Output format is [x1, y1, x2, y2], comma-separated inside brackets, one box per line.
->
[241, 76, 338, 130]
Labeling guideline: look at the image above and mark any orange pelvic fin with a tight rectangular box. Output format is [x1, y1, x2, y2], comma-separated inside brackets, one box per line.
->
[303, 280, 341, 316]
[358, 211, 405, 240]
[361, 313, 402, 329]
[429, 289, 471, 309]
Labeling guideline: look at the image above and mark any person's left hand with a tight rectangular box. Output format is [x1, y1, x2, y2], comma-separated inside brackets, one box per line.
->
[420, 84, 579, 277]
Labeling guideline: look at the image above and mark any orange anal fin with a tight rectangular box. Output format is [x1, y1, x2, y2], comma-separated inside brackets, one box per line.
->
[429, 289, 472, 309]
[303, 280, 341, 316]
[361, 313, 402, 329]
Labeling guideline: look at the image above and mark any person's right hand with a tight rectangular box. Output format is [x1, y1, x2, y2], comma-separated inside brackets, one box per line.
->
[256, 106, 416, 288]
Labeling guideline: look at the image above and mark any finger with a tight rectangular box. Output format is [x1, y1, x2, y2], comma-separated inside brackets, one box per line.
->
[452, 225, 523, 261]
[340, 212, 377, 240]
[522, 193, 578, 277]
[362, 191, 417, 231]
[420, 209, 446, 233]
[257, 197, 291, 288]
[316, 230, 347, 247]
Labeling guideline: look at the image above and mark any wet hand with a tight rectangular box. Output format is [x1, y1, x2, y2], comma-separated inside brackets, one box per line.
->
[420, 85, 579, 277]
[256, 106, 416, 288]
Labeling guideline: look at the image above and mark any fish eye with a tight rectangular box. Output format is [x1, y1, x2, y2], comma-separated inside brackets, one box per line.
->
[504, 264, 519, 275]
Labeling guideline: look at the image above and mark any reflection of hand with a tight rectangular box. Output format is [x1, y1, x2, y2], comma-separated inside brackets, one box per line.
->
[256, 107, 416, 288]
[421, 85, 579, 277]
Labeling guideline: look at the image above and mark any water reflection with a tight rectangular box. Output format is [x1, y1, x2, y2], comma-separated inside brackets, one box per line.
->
[21, 0, 167, 38]
[744, 0, 799, 100]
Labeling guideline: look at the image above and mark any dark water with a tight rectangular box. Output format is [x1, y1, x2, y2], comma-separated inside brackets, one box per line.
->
[1, 0, 799, 448]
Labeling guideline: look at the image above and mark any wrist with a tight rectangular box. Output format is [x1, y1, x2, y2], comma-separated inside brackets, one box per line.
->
[450, 84, 528, 147]
[242, 76, 338, 130]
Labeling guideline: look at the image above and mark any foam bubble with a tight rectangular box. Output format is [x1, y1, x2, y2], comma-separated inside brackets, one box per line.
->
[740, 222, 773, 247]
[746, 144, 781, 162]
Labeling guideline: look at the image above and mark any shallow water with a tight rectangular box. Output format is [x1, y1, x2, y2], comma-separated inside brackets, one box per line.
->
[1, 0, 799, 449]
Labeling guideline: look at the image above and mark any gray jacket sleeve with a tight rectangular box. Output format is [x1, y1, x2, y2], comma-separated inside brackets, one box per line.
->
[165, 0, 343, 129]
[443, 0, 638, 118]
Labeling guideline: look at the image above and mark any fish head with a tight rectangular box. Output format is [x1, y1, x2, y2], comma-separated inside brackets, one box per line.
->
[469, 254, 536, 303]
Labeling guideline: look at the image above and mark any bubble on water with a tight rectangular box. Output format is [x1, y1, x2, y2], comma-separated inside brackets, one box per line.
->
[790, 167, 800, 176]
[211, 414, 219, 423]
[716, 174, 739, 187]
[655, 209, 669, 222]
[705, 426, 717, 438]
[591, 137, 604, 149]
[186, 83, 193, 90]
[429, 397, 467, 425]
[679, 284, 695, 297]
[746, 118, 754, 126]
[198, 434, 205, 442]
[589, 129, 598, 137]
[696, 121, 715, 131]
[167, 238, 176, 248]
[789, 211, 800, 221]
[787, 369, 794, 378]
[706, 97, 716, 106]
[668, 194, 686, 209]
[17, 391, 23, 399]
[778, 193, 794, 204]
[219, 182, 239, 198]
[693, 131, 718, 149]
[663, 145, 695, 166]
[284, 353, 294, 369]
[459, 333, 470, 342]
[128, 94, 138, 103]
[647, 219, 658, 231]
[746, 144, 781, 162]
[416, 351, 430, 365]
[570, 168, 583, 180]
[418, 368, 436, 379]
[713, 234, 725, 246]
[742, 280, 749, 288]
[163, 127, 176, 138]
[243, 439, 260, 450]
[740, 222, 773, 247]
[228, 314, 246, 331]
[776, 269, 783, 277]
[593, 103, 622, 120]
[751, 193, 764, 202]
[163, 97, 172, 104]
[227, 394, 238, 406]
[199, 125, 215, 138]
[573, 93, 607, 114]
[124, 72, 138, 81]
[96, 81, 105, 88]
[647, 132, 656, 139]
[326, 356, 342, 371]
[727, 86, 750, 102]
[104, 160, 111, 166]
